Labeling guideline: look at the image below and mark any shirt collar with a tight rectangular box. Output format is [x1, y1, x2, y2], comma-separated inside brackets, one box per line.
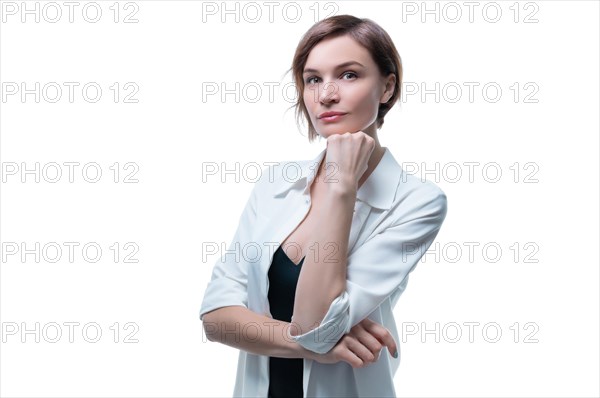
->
[272, 146, 403, 210]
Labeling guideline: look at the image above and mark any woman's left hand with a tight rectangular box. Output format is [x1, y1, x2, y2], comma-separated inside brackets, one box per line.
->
[311, 317, 397, 368]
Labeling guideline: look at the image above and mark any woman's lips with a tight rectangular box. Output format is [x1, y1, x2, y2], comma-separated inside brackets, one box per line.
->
[320, 113, 346, 122]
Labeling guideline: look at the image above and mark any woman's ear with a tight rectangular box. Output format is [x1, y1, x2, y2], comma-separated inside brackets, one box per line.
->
[380, 73, 396, 103]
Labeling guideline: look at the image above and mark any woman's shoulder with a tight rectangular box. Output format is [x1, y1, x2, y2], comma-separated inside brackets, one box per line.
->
[396, 171, 446, 200]
[383, 149, 447, 211]
[390, 167, 448, 223]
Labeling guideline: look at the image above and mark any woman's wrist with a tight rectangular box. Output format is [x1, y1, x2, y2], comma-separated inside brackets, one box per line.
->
[293, 342, 320, 361]
[324, 182, 357, 203]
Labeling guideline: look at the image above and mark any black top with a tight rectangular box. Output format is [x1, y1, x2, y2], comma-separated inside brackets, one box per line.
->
[267, 245, 306, 398]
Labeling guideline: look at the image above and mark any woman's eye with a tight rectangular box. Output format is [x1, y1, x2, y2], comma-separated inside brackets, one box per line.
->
[305, 72, 356, 85]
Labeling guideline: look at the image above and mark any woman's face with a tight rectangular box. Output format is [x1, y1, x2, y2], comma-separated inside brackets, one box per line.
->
[302, 34, 395, 139]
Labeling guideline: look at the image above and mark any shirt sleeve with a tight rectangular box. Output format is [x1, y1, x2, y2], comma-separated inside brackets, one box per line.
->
[289, 190, 448, 354]
[199, 170, 264, 322]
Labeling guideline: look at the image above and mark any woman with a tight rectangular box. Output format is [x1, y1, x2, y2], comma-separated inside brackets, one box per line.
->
[200, 14, 448, 397]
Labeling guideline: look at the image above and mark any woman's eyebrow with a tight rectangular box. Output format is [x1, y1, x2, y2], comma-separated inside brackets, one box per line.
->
[303, 61, 365, 75]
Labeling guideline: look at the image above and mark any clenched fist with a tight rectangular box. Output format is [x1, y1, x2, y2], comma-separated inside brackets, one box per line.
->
[322, 131, 375, 193]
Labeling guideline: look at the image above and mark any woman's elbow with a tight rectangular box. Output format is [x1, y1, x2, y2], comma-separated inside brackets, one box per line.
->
[201, 310, 220, 342]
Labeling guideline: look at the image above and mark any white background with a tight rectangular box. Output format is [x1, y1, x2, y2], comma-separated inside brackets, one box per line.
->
[1, 1, 599, 397]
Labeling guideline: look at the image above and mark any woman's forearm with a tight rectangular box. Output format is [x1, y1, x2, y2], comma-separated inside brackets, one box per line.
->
[202, 306, 319, 360]
[291, 186, 356, 336]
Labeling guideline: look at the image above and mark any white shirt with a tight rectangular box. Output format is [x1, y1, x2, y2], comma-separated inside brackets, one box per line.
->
[199, 146, 448, 397]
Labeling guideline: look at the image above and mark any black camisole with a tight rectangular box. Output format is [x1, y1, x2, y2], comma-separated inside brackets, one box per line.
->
[267, 244, 305, 398]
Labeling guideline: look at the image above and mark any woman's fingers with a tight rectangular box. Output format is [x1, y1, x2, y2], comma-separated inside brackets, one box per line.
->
[324, 131, 375, 191]
[352, 323, 384, 362]
[343, 336, 376, 368]
[335, 342, 365, 368]
[323, 318, 398, 368]
[359, 318, 398, 358]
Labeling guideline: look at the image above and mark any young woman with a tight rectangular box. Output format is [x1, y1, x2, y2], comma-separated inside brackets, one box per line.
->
[200, 14, 448, 397]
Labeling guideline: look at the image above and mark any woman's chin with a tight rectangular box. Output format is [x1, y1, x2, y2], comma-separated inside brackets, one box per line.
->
[317, 126, 354, 137]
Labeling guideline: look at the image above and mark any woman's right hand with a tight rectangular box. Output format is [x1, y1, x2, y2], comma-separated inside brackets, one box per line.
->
[323, 131, 375, 193]
[312, 317, 398, 368]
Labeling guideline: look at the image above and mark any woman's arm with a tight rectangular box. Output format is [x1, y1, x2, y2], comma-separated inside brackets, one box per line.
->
[202, 305, 397, 367]
[291, 187, 355, 336]
[201, 305, 319, 360]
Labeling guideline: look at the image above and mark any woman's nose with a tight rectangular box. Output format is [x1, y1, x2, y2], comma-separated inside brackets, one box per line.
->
[319, 81, 340, 104]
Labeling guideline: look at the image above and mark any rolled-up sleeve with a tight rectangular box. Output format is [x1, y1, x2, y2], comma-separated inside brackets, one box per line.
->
[199, 171, 263, 322]
[289, 191, 448, 354]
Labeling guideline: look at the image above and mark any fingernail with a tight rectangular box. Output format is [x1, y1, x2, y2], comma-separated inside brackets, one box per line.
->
[392, 351, 398, 358]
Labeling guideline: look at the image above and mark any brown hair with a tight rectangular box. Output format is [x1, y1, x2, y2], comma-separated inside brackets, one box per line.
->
[286, 15, 403, 143]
